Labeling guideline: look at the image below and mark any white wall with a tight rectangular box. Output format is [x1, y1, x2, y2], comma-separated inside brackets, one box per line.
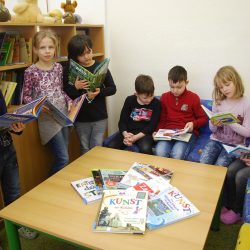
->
[106, 0, 250, 134]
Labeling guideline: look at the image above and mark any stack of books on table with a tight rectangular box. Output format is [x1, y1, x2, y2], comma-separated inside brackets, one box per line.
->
[71, 162, 200, 234]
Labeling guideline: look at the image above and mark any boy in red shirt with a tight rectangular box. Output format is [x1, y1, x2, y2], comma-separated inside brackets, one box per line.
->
[155, 65, 208, 159]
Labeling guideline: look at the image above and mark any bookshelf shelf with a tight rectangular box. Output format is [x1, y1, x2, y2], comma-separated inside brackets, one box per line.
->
[0, 22, 105, 201]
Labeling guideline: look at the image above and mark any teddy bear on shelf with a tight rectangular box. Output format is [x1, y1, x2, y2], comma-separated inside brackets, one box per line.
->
[11, 0, 44, 23]
[0, 0, 11, 22]
[61, 0, 77, 24]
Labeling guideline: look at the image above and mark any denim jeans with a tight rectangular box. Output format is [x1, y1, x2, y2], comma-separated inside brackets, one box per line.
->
[0, 144, 20, 206]
[154, 134, 197, 160]
[107, 132, 154, 155]
[75, 119, 107, 154]
[200, 139, 235, 167]
[224, 159, 250, 214]
[47, 127, 69, 175]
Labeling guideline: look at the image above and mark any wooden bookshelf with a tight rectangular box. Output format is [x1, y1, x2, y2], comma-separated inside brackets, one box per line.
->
[0, 22, 105, 195]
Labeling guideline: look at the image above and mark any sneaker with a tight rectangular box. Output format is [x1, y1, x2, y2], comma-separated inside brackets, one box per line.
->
[18, 227, 38, 240]
[220, 206, 229, 220]
[220, 210, 242, 225]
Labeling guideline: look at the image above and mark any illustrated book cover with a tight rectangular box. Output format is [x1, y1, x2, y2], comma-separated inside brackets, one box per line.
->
[93, 189, 148, 234]
[71, 177, 102, 204]
[201, 104, 239, 125]
[243, 178, 250, 223]
[0, 96, 46, 128]
[222, 143, 250, 158]
[43, 94, 86, 126]
[68, 58, 110, 92]
[146, 185, 200, 230]
[154, 128, 192, 142]
[99, 169, 128, 190]
[120, 162, 173, 188]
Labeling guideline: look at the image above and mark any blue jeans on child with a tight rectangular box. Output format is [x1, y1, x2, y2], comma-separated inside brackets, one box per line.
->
[154, 134, 197, 160]
[75, 119, 107, 154]
[47, 127, 69, 175]
[0, 144, 20, 205]
[200, 139, 235, 166]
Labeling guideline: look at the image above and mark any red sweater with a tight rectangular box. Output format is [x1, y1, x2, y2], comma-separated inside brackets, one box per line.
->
[157, 89, 208, 135]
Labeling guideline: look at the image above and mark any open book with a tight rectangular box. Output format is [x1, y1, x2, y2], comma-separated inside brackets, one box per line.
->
[153, 128, 192, 142]
[201, 104, 239, 125]
[68, 58, 110, 92]
[0, 96, 46, 128]
[44, 94, 86, 127]
[222, 144, 250, 158]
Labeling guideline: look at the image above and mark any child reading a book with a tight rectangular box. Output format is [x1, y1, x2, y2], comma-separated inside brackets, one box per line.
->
[63, 34, 116, 154]
[23, 30, 73, 175]
[221, 155, 250, 224]
[0, 90, 37, 242]
[200, 66, 250, 166]
[106, 74, 161, 154]
[155, 66, 208, 159]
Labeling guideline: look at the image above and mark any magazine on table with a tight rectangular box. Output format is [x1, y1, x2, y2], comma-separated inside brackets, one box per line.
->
[43, 94, 86, 126]
[201, 104, 239, 125]
[0, 96, 46, 128]
[120, 162, 173, 189]
[93, 189, 148, 234]
[68, 58, 110, 92]
[71, 177, 102, 204]
[153, 128, 192, 142]
[146, 185, 200, 230]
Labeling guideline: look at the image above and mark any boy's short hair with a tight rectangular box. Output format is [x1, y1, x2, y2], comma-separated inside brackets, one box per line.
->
[135, 74, 155, 95]
[168, 66, 187, 83]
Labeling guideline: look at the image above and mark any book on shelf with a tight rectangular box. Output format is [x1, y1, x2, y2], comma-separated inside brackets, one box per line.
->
[222, 143, 250, 158]
[98, 169, 128, 190]
[201, 104, 239, 125]
[146, 185, 200, 230]
[0, 96, 46, 128]
[120, 162, 173, 188]
[154, 128, 192, 142]
[0, 81, 17, 106]
[0, 40, 12, 66]
[93, 189, 148, 234]
[71, 177, 102, 204]
[43, 94, 86, 126]
[68, 58, 110, 92]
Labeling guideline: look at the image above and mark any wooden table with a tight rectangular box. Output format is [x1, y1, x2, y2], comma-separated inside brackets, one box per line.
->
[0, 146, 227, 250]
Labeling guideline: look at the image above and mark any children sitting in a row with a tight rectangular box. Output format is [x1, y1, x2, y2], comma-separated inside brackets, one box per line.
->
[106, 64, 250, 226]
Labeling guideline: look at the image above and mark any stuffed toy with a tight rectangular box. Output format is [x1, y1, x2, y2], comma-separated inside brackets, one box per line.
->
[43, 9, 63, 24]
[61, 0, 77, 24]
[11, 0, 44, 23]
[0, 0, 11, 22]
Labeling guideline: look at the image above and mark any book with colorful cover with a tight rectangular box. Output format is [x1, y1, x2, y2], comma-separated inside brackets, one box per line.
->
[91, 169, 104, 190]
[43, 94, 86, 126]
[93, 189, 148, 234]
[68, 58, 110, 92]
[201, 104, 239, 125]
[99, 169, 128, 190]
[71, 177, 102, 204]
[120, 162, 173, 188]
[130, 178, 172, 198]
[154, 128, 192, 142]
[146, 185, 200, 230]
[0, 96, 46, 128]
[222, 144, 250, 158]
